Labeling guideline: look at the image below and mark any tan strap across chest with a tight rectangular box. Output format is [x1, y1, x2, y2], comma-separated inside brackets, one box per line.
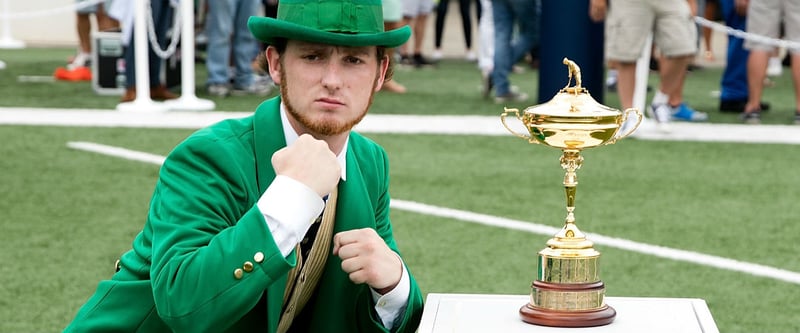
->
[277, 187, 338, 333]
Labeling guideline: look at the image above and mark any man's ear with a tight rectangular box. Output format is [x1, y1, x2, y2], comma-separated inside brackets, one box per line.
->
[266, 46, 282, 85]
[374, 55, 390, 92]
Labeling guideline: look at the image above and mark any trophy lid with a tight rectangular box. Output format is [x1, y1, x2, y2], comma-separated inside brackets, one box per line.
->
[523, 58, 620, 118]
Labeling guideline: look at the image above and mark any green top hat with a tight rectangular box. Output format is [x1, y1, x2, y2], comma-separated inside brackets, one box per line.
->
[247, 0, 411, 48]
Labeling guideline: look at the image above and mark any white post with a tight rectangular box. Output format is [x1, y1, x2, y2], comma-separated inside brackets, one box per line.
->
[0, 0, 25, 49]
[165, 0, 214, 111]
[633, 34, 653, 115]
[117, 0, 167, 113]
[629, 33, 657, 133]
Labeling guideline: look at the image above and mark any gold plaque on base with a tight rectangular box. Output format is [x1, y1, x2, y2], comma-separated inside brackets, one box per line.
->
[501, 58, 642, 327]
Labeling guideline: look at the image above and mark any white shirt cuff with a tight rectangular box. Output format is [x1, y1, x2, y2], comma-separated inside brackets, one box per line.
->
[257, 175, 325, 257]
[370, 257, 411, 329]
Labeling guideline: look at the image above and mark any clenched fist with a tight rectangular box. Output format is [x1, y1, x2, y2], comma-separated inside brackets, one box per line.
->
[272, 134, 341, 197]
[332, 228, 402, 294]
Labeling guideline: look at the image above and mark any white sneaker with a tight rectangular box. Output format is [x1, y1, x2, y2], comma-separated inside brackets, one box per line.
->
[67, 52, 91, 70]
[494, 91, 529, 104]
[465, 50, 477, 61]
[431, 49, 443, 61]
[231, 82, 273, 96]
[207, 83, 230, 97]
[647, 102, 672, 124]
[767, 57, 782, 77]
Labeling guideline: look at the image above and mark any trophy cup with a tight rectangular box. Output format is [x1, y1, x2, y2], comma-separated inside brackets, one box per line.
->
[500, 58, 642, 327]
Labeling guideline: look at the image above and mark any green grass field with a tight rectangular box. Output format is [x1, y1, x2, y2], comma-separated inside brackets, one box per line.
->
[1, 47, 800, 332]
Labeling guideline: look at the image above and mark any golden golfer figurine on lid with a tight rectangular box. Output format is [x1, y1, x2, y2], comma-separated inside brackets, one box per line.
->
[500, 58, 642, 327]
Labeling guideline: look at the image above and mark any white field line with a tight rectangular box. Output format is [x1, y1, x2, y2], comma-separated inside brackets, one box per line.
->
[67, 141, 166, 165]
[3, 107, 800, 144]
[67, 141, 800, 285]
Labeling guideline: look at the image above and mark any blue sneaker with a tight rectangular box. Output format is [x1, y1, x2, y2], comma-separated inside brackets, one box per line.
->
[671, 103, 708, 122]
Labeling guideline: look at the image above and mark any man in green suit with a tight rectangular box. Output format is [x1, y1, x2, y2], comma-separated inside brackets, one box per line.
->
[63, 0, 423, 331]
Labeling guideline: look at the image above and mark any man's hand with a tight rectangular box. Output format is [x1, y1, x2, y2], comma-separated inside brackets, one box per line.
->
[589, 0, 607, 22]
[687, 0, 698, 16]
[272, 134, 341, 197]
[332, 228, 402, 294]
[734, 0, 748, 16]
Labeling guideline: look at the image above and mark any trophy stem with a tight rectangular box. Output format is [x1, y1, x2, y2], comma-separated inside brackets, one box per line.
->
[560, 149, 583, 227]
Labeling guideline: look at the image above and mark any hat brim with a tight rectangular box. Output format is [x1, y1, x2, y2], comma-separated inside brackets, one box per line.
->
[248, 16, 411, 48]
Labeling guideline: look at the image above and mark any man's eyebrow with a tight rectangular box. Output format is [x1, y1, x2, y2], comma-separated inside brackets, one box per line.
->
[343, 47, 373, 56]
[295, 45, 324, 52]
[292, 43, 373, 56]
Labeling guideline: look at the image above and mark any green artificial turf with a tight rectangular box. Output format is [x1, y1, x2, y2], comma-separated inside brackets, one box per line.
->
[0, 125, 798, 332]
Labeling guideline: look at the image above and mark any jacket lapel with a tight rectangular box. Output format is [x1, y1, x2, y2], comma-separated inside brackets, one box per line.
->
[251, 97, 288, 332]
[253, 97, 286, 195]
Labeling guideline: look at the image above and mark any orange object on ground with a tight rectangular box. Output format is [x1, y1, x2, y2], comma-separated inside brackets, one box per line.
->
[53, 66, 92, 81]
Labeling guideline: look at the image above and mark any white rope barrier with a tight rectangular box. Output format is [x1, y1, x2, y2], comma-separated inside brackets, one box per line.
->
[146, 0, 181, 59]
[694, 16, 800, 51]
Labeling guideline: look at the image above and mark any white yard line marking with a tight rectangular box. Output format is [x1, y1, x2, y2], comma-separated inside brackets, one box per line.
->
[67, 141, 800, 285]
[67, 141, 166, 165]
[4, 107, 800, 144]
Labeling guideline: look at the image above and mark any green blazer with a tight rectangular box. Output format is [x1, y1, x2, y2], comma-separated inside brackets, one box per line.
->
[64, 97, 424, 333]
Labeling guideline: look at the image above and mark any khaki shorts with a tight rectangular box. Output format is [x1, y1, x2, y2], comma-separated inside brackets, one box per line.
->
[402, 0, 435, 18]
[384, 0, 403, 22]
[744, 0, 800, 54]
[605, 0, 697, 62]
[76, 0, 112, 15]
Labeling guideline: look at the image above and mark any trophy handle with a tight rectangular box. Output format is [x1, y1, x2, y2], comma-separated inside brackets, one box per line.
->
[501, 107, 538, 143]
[607, 108, 642, 145]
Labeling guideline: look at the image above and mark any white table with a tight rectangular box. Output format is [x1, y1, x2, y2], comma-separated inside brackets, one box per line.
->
[418, 293, 719, 333]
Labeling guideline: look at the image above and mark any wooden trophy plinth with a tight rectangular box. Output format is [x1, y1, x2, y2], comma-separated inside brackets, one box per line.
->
[519, 281, 616, 327]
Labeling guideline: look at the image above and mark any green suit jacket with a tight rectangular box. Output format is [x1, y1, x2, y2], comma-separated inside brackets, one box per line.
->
[64, 96, 424, 333]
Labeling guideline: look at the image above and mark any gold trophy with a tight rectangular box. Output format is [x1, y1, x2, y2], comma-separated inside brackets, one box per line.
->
[500, 58, 642, 327]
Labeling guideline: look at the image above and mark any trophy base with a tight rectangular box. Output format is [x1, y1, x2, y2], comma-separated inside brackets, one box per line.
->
[519, 303, 616, 327]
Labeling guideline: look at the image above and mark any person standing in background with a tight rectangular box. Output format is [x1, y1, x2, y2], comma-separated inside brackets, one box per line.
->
[55, 0, 119, 81]
[741, 0, 800, 124]
[114, 0, 179, 103]
[399, 0, 436, 67]
[205, 0, 272, 97]
[71, 0, 119, 70]
[477, 0, 493, 98]
[382, 0, 409, 93]
[432, 0, 480, 61]
[490, 0, 538, 103]
[717, 0, 770, 114]
[599, 0, 708, 127]
[701, 0, 719, 61]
